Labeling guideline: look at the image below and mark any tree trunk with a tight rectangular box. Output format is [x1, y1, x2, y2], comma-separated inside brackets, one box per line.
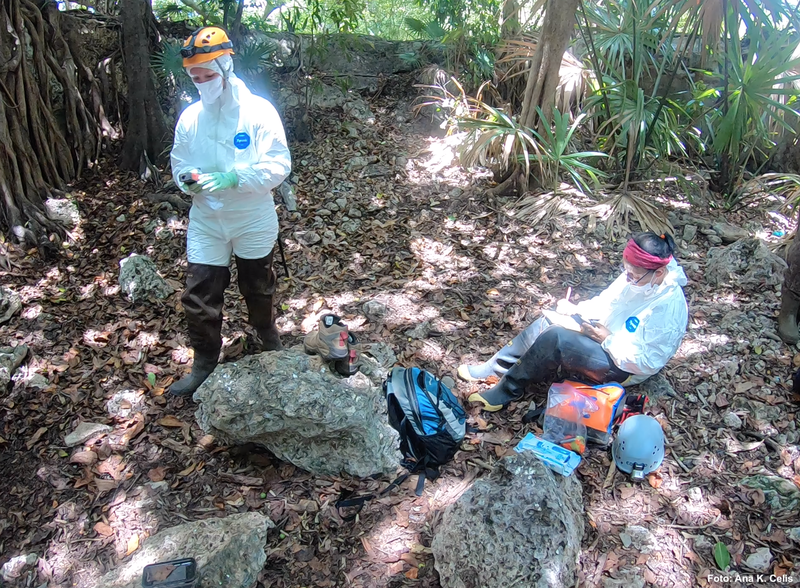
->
[519, 0, 580, 131]
[119, 0, 168, 172]
[500, 0, 521, 40]
[0, 0, 117, 246]
[769, 133, 800, 175]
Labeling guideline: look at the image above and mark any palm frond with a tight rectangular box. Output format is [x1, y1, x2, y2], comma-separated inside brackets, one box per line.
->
[591, 192, 674, 240]
[509, 191, 570, 228]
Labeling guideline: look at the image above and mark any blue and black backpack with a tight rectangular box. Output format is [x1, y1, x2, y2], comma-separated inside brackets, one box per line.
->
[337, 366, 467, 520]
[384, 366, 467, 490]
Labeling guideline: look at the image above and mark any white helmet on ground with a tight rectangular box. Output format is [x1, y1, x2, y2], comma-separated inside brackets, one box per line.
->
[612, 415, 665, 480]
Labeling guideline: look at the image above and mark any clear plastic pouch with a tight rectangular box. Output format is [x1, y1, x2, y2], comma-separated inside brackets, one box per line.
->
[542, 383, 598, 455]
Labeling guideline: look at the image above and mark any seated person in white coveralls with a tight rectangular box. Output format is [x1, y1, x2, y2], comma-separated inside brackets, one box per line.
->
[460, 232, 689, 412]
[169, 26, 291, 397]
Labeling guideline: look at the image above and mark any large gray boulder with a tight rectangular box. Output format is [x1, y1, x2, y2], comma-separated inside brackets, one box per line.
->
[44, 197, 80, 227]
[705, 238, 786, 288]
[91, 512, 272, 588]
[118, 254, 174, 302]
[432, 452, 584, 588]
[194, 347, 400, 477]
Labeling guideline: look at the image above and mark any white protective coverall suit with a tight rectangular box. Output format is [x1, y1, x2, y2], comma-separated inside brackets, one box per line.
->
[169, 51, 291, 397]
[462, 258, 689, 410]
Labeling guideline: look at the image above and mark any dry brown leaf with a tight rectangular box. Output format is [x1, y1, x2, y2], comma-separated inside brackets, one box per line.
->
[93, 522, 114, 536]
[94, 477, 118, 492]
[643, 568, 658, 584]
[388, 561, 404, 575]
[647, 472, 663, 488]
[125, 534, 139, 556]
[147, 466, 167, 482]
[70, 450, 98, 466]
[25, 427, 48, 450]
[404, 568, 418, 579]
[157, 415, 185, 428]
[96, 455, 125, 480]
[619, 486, 635, 499]
[287, 499, 319, 513]
[177, 462, 196, 477]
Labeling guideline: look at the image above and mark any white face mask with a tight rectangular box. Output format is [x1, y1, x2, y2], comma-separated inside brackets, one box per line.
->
[628, 272, 657, 295]
[195, 76, 225, 105]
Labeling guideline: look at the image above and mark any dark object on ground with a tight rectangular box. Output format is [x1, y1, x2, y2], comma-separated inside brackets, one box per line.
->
[142, 557, 198, 587]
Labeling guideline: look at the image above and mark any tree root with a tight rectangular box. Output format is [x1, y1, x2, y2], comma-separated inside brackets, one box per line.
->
[0, 0, 121, 246]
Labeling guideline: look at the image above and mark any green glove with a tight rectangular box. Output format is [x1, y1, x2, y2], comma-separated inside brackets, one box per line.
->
[197, 171, 238, 193]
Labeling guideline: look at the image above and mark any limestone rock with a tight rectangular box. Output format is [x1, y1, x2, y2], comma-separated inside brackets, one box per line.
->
[723, 412, 743, 429]
[405, 321, 431, 340]
[194, 348, 400, 477]
[118, 254, 174, 303]
[344, 99, 375, 123]
[65, 422, 112, 447]
[623, 525, 657, 554]
[0, 286, 22, 325]
[705, 238, 786, 288]
[432, 451, 584, 588]
[91, 512, 272, 588]
[295, 230, 321, 246]
[0, 345, 28, 388]
[276, 181, 297, 211]
[712, 222, 749, 244]
[363, 300, 389, 322]
[106, 390, 147, 420]
[1, 553, 38, 581]
[744, 547, 772, 572]
[45, 198, 80, 227]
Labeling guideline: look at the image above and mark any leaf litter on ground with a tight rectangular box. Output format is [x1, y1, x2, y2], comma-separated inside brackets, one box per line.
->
[0, 75, 797, 587]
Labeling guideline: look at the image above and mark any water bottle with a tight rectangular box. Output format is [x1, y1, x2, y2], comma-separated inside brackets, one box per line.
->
[515, 432, 582, 476]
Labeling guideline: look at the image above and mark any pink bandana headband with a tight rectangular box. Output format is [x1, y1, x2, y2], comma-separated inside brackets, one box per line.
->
[622, 239, 672, 270]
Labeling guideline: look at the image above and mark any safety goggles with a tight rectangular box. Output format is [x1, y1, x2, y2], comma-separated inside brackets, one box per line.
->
[180, 41, 233, 59]
[181, 29, 233, 59]
[620, 264, 653, 284]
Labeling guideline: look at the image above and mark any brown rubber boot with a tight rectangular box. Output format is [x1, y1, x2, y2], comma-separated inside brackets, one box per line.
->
[170, 263, 230, 397]
[170, 353, 218, 397]
[236, 253, 283, 351]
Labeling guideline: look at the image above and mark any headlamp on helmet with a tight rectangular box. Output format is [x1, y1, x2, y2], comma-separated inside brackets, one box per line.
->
[181, 27, 234, 67]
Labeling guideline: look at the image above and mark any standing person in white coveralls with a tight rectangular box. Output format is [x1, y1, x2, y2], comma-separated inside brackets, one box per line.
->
[460, 232, 688, 412]
[169, 27, 291, 397]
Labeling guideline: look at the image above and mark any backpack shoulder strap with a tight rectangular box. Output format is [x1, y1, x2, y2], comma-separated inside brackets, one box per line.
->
[335, 472, 411, 521]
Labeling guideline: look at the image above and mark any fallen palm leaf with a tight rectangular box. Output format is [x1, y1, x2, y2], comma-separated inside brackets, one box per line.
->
[509, 191, 569, 228]
[590, 192, 674, 240]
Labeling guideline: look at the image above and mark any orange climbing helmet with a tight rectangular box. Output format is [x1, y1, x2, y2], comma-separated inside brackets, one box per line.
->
[181, 26, 235, 67]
